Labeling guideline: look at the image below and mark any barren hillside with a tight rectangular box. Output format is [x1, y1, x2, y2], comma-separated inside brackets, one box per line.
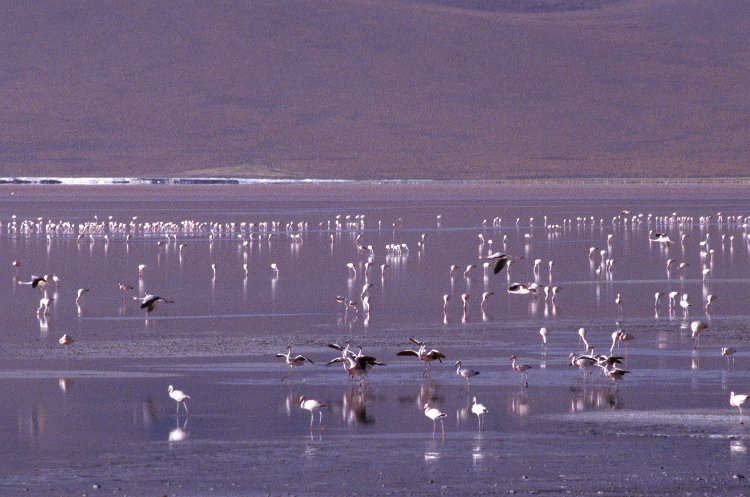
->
[1, 0, 748, 179]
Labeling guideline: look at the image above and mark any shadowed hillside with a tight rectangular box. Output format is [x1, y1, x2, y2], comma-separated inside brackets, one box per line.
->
[1, 0, 748, 179]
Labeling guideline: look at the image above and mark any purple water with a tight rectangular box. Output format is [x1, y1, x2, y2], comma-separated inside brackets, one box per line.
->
[2, 183, 750, 496]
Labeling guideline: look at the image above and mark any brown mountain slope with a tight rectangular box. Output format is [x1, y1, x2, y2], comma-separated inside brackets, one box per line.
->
[1, 0, 748, 179]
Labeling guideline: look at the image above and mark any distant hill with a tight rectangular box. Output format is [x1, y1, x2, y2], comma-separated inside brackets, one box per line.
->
[2, 0, 748, 180]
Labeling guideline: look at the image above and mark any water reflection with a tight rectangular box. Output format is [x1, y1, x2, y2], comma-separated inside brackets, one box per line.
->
[57, 378, 73, 393]
[340, 386, 374, 426]
[38, 315, 49, 336]
[141, 395, 159, 427]
[569, 386, 622, 412]
[730, 439, 747, 456]
[18, 405, 47, 439]
[168, 417, 189, 444]
[424, 437, 443, 464]
[281, 391, 297, 417]
[471, 433, 485, 467]
[511, 391, 530, 417]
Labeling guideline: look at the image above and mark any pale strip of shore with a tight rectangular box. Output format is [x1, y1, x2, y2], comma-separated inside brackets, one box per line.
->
[1, 177, 749, 202]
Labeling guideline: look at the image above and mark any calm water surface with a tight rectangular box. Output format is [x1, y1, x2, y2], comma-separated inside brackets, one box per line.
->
[2, 184, 750, 496]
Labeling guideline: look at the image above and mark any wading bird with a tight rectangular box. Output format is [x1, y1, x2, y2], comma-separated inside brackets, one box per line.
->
[76, 288, 89, 304]
[299, 395, 325, 428]
[471, 397, 488, 431]
[168, 385, 190, 416]
[423, 403, 446, 436]
[510, 355, 532, 387]
[730, 391, 749, 424]
[539, 327, 549, 345]
[37, 296, 53, 316]
[454, 361, 480, 385]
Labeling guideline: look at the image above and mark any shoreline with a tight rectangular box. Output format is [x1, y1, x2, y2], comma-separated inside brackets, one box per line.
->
[3, 176, 750, 186]
[1, 177, 749, 203]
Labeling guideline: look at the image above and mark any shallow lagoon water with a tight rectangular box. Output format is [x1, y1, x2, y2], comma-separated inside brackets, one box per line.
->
[2, 183, 750, 496]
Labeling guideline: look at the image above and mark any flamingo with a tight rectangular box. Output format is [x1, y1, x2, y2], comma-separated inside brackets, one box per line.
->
[454, 361, 480, 385]
[326, 345, 384, 381]
[654, 292, 663, 311]
[346, 262, 357, 278]
[730, 392, 749, 424]
[461, 293, 470, 314]
[599, 363, 630, 382]
[136, 294, 175, 313]
[75, 288, 89, 304]
[423, 403, 446, 436]
[463, 264, 476, 278]
[680, 293, 690, 316]
[119, 283, 134, 298]
[299, 396, 325, 428]
[397, 338, 446, 376]
[471, 397, 488, 431]
[690, 320, 708, 348]
[479, 252, 511, 274]
[168, 385, 190, 415]
[510, 355, 532, 387]
[539, 327, 549, 345]
[569, 352, 597, 377]
[706, 294, 717, 313]
[578, 327, 590, 351]
[480, 291, 494, 310]
[508, 283, 538, 295]
[37, 297, 53, 316]
[276, 346, 315, 377]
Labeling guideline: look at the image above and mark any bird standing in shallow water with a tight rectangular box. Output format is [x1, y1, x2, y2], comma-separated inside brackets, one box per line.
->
[168, 385, 190, 416]
[730, 392, 749, 424]
[510, 355, 532, 388]
[471, 396, 488, 431]
[454, 361, 480, 385]
[423, 403, 446, 436]
[690, 320, 708, 348]
[539, 327, 549, 345]
[119, 283, 134, 298]
[578, 327, 590, 351]
[76, 288, 89, 304]
[480, 291, 494, 311]
[299, 396, 325, 429]
[37, 297, 53, 316]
